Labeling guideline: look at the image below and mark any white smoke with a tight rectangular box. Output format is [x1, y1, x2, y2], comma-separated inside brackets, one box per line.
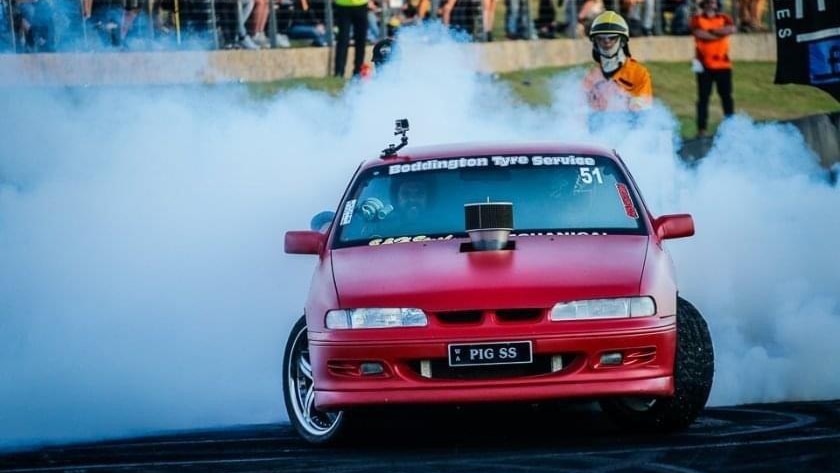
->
[1, 25, 838, 449]
[669, 117, 840, 405]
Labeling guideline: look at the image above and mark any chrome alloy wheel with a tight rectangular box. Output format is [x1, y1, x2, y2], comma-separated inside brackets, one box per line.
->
[286, 324, 343, 437]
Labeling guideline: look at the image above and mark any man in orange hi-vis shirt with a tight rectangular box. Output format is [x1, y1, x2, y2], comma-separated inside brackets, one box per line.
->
[691, 0, 736, 138]
[582, 11, 653, 113]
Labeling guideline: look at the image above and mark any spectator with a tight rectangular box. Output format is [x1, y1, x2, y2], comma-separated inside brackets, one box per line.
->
[278, 0, 327, 46]
[120, 0, 142, 48]
[667, 0, 692, 35]
[738, 0, 766, 32]
[179, 0, 217, 45]
[482, 0, 497, 40]
[371, 36, 393, 66]
[250, 0, 270, 47]
[359, 36, 394, 79]
[150, 0, 176, 40]
[236, 0, 258, 49]
[367, 0, 381, 44]
[0, 0, 10, 50]
[582, 10, 653, 112]
[691, 0, 735, 137]
[90, 0, 125, 48]
[534, 0, 557, 38]
[43, 0, 83, 50]
[449, 0, 481, 37]
[624, 0, 653, 36]
[401, 0, 430, 26]
[334, 0, 368, 77]
[505, 0, 531, 40]
[577, 0, 604, 37]
[16, 0, 55, 51]
[438, 0, 455, 25]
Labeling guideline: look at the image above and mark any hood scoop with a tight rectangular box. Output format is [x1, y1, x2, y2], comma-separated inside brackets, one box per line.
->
[464, 202, 514, 252]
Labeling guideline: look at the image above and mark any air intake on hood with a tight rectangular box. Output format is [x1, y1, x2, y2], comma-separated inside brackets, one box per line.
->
[464, 202, 514, 251]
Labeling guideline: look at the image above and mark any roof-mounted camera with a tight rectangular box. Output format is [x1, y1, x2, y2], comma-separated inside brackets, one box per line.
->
[380, 118, 410, 159]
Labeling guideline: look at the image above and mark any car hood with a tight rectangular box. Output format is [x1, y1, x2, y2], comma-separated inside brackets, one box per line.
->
[331, 235, 649, 310]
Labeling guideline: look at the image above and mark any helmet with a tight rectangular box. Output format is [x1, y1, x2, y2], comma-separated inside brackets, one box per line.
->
[372, 38, 395, 66]
[589, 10, 631, 64]
[589, 11, 630, 41]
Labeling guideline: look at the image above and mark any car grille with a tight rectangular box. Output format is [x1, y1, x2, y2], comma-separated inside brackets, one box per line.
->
[434, 309, 544, 325]
[496, 309, 543, 323]
[436, 310, 483, 325]
[407, 355, 577, 380]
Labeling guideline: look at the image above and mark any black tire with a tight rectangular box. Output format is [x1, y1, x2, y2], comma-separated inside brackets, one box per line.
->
[283, 316, 350, 444]
[600, 296, 714, 432]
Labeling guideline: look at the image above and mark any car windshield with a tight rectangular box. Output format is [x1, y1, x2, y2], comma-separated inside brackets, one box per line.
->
[333, 154, 646, 247]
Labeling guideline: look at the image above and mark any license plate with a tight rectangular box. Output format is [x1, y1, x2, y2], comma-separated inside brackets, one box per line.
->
[448, 341, 533, 367]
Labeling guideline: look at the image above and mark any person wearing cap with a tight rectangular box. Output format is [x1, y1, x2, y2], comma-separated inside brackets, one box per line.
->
[691, 0, 736, 138]
[582, 10, 653, 113]
[359, 37, 395, 79]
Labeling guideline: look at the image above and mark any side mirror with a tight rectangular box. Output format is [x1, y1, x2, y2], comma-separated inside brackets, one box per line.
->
[310, 211, 335, 232]
[654, 214, 695, 240]
[285, 231, 326, 255]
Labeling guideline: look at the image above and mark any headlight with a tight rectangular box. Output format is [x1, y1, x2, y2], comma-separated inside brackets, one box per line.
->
[325, 308, 428, 329]
[549, 297, 656, 321]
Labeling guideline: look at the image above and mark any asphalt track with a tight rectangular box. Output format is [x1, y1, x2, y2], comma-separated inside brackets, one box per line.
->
[1, 400, 838, 472]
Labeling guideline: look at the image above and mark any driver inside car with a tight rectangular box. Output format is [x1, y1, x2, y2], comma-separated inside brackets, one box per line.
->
[391, 178, 429, 222]
[355, 175, 435, 238]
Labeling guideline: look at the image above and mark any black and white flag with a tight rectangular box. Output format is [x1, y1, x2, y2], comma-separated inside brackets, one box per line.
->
[773, 0, 840, 101]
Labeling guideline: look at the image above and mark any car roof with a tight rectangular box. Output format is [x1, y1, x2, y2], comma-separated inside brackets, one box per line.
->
[359, 141, 621, 171]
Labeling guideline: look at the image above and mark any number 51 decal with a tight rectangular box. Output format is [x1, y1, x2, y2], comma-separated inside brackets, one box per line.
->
[579, 167, 603, 184]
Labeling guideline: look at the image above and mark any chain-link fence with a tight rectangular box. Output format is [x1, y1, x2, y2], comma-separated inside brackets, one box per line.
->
[0, 0, 764, 53]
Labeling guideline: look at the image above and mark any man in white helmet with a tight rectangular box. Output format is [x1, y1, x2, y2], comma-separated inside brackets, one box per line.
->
[582, 10, 653, 112]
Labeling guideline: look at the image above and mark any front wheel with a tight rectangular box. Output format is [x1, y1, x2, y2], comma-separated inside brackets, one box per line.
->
[283, 316, 349, 444]
[600, 297, 714, 432]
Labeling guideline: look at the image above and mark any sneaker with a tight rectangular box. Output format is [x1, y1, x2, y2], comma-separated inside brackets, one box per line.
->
[240, 35, 258, 50]
[274, 34, 291, 48]
[252, 32, 269, 48]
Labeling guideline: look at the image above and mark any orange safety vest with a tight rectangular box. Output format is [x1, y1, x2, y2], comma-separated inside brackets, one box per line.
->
[691, 13, 734, 70]
[583, 58, 653, 112]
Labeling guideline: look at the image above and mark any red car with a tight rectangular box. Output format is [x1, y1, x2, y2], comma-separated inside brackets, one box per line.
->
[283, 123, 714, 444]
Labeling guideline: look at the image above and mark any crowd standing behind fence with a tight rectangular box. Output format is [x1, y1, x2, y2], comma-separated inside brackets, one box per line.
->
[0, 0, 768, 57]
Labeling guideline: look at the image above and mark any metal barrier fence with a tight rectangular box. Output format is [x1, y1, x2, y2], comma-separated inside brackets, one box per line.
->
[0, 0, 757, 53]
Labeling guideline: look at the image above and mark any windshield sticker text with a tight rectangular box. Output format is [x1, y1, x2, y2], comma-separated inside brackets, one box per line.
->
[531, 156, 597, 166]
[492, 155, 598, 167]
[388, 155, 597, 174]
[615, 183, 639, 219]
[514, 232, 608, 236]
[340, 199, 356, 226]
[578, 167, 604, 184]
[369, 235, 455, 245]
[491, 155, 530, 166]
[389, 158, 489, 174]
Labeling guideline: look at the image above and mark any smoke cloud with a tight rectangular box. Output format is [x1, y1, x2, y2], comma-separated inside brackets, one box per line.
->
[1, 26, 838, 449]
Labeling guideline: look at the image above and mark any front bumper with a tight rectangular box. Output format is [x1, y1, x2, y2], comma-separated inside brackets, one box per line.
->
[309, 321, 676, 410]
